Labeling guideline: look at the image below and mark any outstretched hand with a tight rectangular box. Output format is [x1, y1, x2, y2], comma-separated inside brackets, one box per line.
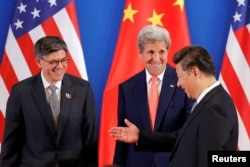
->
[109, 119, 139, 143]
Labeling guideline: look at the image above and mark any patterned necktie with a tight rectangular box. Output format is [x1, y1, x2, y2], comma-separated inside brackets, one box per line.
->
[149, 76, 159, 130]
[48, 85, 60, 131]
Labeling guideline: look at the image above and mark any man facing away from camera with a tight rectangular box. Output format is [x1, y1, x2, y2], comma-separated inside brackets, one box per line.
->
[110, 45, 238, 167]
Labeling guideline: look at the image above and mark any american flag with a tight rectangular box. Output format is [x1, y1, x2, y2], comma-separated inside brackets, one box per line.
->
[0, 0, 87, 151]
[219, 0, 250, 150]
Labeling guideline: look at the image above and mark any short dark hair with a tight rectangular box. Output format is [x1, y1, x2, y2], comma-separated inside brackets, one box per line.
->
[173, 45, 215, 75]
[34, 36, 68, 58]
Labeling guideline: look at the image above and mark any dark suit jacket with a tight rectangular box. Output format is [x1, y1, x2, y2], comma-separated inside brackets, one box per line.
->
[0, 73, 97, 167]
[113, 65, 194, 167]
[136, 84, 238, 167]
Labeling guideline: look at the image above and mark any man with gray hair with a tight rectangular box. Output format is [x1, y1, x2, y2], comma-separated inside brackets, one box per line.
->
[113, 25, 193, 167]
[0, 36, 98, 167]
[110, 45, 238, 167]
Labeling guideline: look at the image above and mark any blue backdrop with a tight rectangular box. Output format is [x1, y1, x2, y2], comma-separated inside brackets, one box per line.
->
[0, 0, 237, 128]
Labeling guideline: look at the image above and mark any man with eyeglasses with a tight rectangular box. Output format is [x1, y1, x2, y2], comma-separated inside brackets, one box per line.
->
[0, 36, 98, 167]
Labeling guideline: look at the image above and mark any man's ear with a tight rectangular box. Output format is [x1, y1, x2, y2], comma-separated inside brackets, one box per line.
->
[192, 66, 200, 77]
[35, 57, 42, 68]
[138, 50, 143, 58]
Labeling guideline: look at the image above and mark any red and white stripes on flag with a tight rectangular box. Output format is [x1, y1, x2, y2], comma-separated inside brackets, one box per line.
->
[219, 0, 250, 150]
[0, 0, 87, 151]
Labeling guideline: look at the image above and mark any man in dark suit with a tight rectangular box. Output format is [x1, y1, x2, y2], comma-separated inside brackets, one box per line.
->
[110, 46, 239, 167]
[0, 36, 97, 167]
[113, 25, 193, 167]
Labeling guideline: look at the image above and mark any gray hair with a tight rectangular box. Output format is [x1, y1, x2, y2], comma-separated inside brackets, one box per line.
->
[137, 25, 171, 52]
[34, 36, 68, 58]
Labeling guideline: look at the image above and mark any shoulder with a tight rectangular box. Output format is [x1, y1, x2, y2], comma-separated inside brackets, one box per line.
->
[11, 74, 39, 89]
[121, 70, 145, 84]
[118, 70, 146, 90]
[202, 85, 237, 115]
[209, 85, 232, 101]
[63, 73, 92, 87]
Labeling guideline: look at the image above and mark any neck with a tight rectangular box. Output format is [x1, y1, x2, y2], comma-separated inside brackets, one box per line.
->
[195, 76, 217, 99]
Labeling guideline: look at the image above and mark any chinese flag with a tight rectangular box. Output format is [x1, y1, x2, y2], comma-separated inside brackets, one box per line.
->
[98, 0, 190, 166]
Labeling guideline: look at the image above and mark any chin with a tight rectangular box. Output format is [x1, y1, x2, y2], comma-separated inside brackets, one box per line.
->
[186, 93, 191, 98]
[53, 76, 63, 81]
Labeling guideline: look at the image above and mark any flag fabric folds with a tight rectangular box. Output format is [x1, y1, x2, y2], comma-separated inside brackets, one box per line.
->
[219, 0, 250, 150]
[0, 0, 87, 151]
[98, 0, 190, 166]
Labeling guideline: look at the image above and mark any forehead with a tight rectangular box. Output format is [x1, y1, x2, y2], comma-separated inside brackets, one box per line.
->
[144, 41, 167, 49]
[45, 50, 67, 58]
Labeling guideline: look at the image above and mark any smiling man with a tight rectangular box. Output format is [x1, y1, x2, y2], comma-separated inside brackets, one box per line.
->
[109, 45, 238, 167]
[0, 36, 98, 167]
[113, 25, 193, 167]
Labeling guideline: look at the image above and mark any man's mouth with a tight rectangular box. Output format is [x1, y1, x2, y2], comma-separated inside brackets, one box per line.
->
[52, 68, 63, 75]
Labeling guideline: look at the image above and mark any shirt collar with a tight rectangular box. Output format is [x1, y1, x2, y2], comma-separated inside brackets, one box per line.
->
[196, 81, 220, 104]
[41, 71, 62, 89]
[145, 67, 165, 83]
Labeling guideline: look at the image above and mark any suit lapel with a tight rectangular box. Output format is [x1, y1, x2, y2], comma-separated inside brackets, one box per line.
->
[154, 66, 178, 130]
[57, 75, 72, 142]
[134, 71, 152, 130]
[32, 74, 55, 136]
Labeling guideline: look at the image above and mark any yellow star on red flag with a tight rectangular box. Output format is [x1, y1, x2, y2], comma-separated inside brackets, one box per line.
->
[123, 3, 138, 22]
[147, 10, 164, 26]
[173, 0, 184, 11]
